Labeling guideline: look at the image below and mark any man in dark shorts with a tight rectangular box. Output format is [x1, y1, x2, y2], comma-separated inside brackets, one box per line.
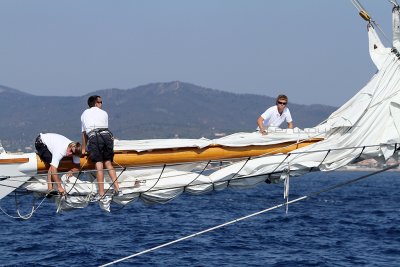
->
[81, 95, 121, 202]
[35, 133, 82, 195]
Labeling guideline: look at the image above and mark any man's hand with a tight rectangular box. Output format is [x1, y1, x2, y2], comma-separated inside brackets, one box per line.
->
[67, 168, 79, 178]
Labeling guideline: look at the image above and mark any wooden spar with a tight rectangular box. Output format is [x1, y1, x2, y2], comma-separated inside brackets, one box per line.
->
[36, 138, 322, 172]
[0, 158, 30, 164]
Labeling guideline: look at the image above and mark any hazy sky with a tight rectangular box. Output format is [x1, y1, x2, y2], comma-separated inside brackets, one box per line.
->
[0, 1, 394, 106]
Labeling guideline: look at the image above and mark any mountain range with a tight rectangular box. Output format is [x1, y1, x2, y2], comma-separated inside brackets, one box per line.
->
[0, 81, 337, 151]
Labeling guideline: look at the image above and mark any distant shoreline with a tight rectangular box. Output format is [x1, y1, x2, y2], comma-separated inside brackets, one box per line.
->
[338, 166, 399, 172]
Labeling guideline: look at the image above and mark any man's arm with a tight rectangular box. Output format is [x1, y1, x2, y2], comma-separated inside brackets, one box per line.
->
[49, 165, 65, 194]
[257, 116, 267, 135]
[288, 121, 294, 129]
[67, 165, 80, 178]
[82, 132, 88, 154]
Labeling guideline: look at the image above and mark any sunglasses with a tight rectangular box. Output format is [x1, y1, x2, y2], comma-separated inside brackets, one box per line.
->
[97, 101, 103, 104]
[277, 101, 287, 105]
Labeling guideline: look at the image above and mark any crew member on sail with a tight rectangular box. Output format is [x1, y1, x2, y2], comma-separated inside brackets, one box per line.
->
[81, 95, 121, 201]
[257, 94, 294, 135]
[35, 133, 82, 195]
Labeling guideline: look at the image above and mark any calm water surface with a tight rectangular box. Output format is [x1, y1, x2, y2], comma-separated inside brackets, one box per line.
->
[0, 171, 399, 266]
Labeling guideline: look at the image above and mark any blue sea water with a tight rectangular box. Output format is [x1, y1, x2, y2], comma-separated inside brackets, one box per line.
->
[0, 171, 399, 267]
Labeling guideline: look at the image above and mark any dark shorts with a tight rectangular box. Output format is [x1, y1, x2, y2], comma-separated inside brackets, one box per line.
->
[35, 135, 52, 164]
[87, 131, 114, 163]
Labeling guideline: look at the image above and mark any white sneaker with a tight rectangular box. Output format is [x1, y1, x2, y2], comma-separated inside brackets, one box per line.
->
[99, 195, 111, 212]
[90, 194, 101, 202]
[100, 195, 112, 204]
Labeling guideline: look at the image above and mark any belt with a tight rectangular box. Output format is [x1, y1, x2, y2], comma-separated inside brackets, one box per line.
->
[87, 128, 110, 138]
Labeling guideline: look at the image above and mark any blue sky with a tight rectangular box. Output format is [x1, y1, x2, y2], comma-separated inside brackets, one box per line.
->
[0, 0, 393, 106]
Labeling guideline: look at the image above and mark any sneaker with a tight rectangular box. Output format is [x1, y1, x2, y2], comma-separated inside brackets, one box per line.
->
[99, 196, 111, 212]
[46, 190, 59, 198]
[100, 195, 112, 204]
[90, 194, 101, 202]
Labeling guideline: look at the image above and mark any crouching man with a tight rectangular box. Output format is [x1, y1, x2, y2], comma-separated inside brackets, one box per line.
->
[35, 133, 82, 195]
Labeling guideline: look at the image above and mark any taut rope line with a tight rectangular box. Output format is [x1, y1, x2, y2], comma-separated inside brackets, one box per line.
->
[99, 163, 399, 267]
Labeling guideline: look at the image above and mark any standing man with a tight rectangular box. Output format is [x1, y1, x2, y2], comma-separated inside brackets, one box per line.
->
[35, 133, 82, 195]
[81, 95, 121, 199]
[257, 94, 294, 135]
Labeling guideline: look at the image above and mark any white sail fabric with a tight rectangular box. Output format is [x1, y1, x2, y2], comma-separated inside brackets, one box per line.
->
[368, 25, 391, 70]
[114, 138, 211, 152]
[393, 6, 400, 50]
[114, 129, 323, 152]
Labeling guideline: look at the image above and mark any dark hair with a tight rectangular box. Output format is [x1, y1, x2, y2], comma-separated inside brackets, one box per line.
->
[88, 95, 101, 107]
[71, 142, 82, 156]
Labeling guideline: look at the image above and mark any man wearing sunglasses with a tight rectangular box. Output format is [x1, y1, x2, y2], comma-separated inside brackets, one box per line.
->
[257, 94, 294, 135]
[81, 95, 121, 205]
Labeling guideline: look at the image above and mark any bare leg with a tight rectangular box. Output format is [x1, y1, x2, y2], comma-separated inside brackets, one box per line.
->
[104, 160, 120, 192]
[95, 162, 105, 196]
[47, 169, 53, 191]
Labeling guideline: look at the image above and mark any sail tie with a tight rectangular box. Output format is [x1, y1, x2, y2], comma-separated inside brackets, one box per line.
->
[184, 160, 211, 191]
[282, 164, 290, 214]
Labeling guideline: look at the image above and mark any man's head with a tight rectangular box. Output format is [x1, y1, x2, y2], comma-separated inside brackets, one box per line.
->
[87, 95, 102, 108]
[276, 94, 288, 112]
[67, 142, 82, 157]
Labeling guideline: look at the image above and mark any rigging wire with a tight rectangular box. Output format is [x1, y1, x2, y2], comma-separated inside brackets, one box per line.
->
[350, 0, 391, 44]
[388, 0, 399, 8]
[99, 163, 399, 267]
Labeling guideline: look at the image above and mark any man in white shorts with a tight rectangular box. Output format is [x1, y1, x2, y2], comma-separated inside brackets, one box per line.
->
[257, 94, 294, 135]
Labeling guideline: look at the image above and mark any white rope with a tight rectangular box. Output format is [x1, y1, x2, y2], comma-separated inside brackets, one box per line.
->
[99, 163, 398, 267]
[16, 206, 35, 220]
[0, 195, 47, 220]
